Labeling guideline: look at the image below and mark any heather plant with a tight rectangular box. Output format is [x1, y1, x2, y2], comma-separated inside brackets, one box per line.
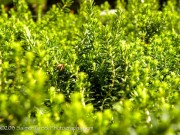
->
[0, 0, 180, 134]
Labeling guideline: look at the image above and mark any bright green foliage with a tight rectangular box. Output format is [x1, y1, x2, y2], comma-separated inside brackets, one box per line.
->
[0, 0, 180, 134]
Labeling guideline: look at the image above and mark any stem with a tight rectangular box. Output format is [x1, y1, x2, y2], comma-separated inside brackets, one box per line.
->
[101, 46, 115, 111]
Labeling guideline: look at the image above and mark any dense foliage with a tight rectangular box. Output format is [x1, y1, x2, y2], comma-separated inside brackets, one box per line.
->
[0, 0, 179, 134]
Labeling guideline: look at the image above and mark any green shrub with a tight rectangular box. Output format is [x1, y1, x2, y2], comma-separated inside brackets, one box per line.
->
[0, 0, 179, 134]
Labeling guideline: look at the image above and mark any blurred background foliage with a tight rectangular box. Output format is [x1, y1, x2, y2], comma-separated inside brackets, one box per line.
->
[0, 0, 178, 14]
